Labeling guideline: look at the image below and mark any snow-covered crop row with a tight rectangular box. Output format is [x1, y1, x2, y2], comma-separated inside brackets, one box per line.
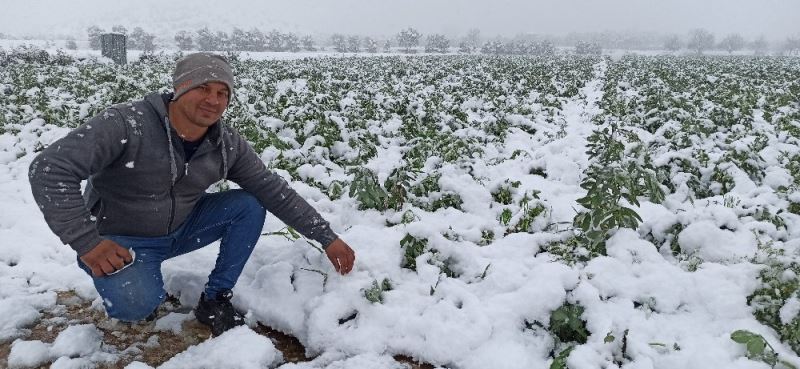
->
[1, 50, 800, 369]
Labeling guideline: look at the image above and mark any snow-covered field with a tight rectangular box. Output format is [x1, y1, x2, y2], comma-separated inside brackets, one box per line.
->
[1, 49, 800, 369]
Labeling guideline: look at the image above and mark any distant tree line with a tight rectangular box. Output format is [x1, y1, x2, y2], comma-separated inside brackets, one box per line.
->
[391, 28, 557, 55]
[87, 25, 156, 52]
[562, 29, 800, 56]
[185, 28, 316, 52]
[784, 37, 800, 56]
[81, 25, 800, 56]
[573, 41, 602, 56]
[663, 29, 799, 55]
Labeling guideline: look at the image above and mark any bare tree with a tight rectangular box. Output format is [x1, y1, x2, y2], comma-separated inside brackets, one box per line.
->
[425, 34, 450, 53]
[215, 31, 230, 51]
[266, 30, 284, 51]
[750, 35, 769, 56]
[719, 33, 745, 54]
[175, 30, 194, 51]
[128, 27, 156, 52]
[87, 26, 103, 50]
[230, 28, 248, 51]
[664, 35, 682, 52]
[246, 28, 266, 51]
[141, 34, 156, 53]
[458, 40, 470, 54]
[195, 27, 217, 51]
[397, 28, 421, 53]
[347, 36, 360, 53]
[285, 33, 301, 52]
[782, 37, 800, 56]
[687, 28, 715, 54]
[301, 36, 316, 52]
[331, 34, 347, 52]
[364, 37, 378, 53]
[481, 40, 504, 55]
[465, 28, 481, 53]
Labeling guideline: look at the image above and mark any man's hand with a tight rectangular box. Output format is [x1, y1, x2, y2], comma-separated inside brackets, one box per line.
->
[79, 239, 133, 277]
[325, 238, 355, 275]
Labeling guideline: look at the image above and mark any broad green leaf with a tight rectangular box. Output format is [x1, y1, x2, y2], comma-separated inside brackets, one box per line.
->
[550, 346, 574, 369]
[731, 330, 758, 344]
[746, 338, 766, 357]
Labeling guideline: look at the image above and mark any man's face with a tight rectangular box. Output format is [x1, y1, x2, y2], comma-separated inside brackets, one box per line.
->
[173, 81, 230, 128]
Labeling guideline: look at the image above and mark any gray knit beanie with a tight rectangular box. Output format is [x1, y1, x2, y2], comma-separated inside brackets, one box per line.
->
[172, 52, 234, 102]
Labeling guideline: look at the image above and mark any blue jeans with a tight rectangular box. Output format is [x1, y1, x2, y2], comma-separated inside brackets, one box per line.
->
[78, 189, 266, 322]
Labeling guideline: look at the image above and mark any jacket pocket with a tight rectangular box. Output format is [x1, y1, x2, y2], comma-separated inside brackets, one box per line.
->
[93, 199, 106, 228]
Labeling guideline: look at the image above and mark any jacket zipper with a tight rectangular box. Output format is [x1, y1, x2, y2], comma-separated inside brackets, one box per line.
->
[166, 134, 211, 233]
[166, 136, 184, 233]
[167, 187, 176, 233]
[167, 157, 195, 233]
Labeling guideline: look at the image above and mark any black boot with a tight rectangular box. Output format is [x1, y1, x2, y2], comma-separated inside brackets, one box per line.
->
[194, 289, 245, 336]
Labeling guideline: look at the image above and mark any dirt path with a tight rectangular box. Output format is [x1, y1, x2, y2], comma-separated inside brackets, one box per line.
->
[0, 291, 433, 368]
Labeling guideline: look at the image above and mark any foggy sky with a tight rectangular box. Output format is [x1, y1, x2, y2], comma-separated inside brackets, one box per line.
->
[1, 0, 797, 41]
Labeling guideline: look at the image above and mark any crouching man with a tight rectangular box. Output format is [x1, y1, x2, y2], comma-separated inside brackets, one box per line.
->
[29, 52, 355, 336]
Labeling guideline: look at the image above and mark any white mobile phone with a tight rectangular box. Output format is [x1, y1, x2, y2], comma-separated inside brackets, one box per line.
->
[107, 249, 136, 276]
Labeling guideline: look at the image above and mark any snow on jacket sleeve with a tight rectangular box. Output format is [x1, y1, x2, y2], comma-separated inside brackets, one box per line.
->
[28, 109, 128, 256]
[224, 127, 339, 249]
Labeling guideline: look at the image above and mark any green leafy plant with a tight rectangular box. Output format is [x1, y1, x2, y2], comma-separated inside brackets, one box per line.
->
[430, 254, 459, 278]
[428, 192, 463, 211]
[327, 180, 345, 200]
[748, 257, 800, 355]
[401, 209, 419, 224]
[499, 208, 513, 226]
[492, 179, 520, 205]
[349, 167, 388, 211]
[384, 166, 416, 210]
[549, 303, 589, 344]
[510, 192, 546, 233]
[479, 229, 495, 246]
[550, 345, 574, 369]
[710, 166, 735, 195]
[399, 233, 458, 277]
[364, 278, 393, 303]
[730, 330, 797, 369]
[410, 173, 441, 198]
[573, 123, 663, 257]
[400, 234, 428, 271]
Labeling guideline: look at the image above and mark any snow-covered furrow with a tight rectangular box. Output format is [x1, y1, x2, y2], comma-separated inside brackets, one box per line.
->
[2, 55, 800, 369]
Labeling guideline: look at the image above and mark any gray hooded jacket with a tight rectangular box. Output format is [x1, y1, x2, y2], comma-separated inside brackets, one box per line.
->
[29, 92, 338, 256]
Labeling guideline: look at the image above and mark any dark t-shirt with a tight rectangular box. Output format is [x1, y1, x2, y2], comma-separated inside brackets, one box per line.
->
[182, 137, 203, 161]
